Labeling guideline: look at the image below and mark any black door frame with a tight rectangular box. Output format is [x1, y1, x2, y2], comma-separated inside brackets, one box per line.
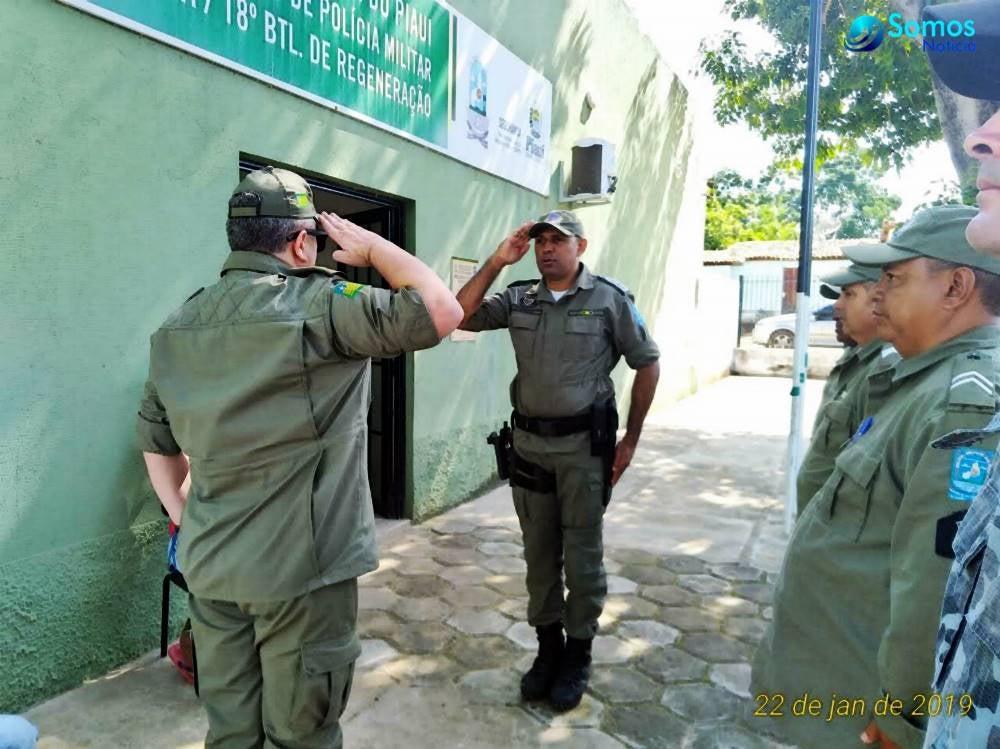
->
[238, 159, 408, 519]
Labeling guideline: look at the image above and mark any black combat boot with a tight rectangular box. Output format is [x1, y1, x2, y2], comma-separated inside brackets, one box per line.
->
[520, 622, 565, 701]
[548, 636, 592, 712]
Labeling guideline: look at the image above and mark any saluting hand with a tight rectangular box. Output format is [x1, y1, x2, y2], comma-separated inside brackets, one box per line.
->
[317, 212, 379, 267]
[492, 222, 534, 266]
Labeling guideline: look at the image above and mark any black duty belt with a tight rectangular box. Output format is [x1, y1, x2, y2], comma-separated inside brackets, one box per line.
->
[513, 410, 591, 438]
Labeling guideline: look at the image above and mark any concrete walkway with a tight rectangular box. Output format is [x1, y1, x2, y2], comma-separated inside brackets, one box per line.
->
[25, 376, 820, 748]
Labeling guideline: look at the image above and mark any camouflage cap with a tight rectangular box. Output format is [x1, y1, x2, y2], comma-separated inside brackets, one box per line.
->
[844, 205, 1000, 275]
[528, 210, 585, 238]
[228, 166, 317, 219]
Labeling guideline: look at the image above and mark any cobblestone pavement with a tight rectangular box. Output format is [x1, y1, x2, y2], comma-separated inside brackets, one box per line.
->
[27, 376, 816, 748]
[343, 516, 790, 748]
[341, 377, 813, 748]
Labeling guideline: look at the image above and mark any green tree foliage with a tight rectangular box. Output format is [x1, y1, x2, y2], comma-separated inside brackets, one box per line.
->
[911, 178, 968, 213]
[705, 150, 903, 249]
[812, 150, 902, 237]
[704, 169, 798, 250]
[700, 0, 940, 172]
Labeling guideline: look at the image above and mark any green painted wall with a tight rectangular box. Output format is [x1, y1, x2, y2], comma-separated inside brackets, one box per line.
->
[0, 0, 698, 711]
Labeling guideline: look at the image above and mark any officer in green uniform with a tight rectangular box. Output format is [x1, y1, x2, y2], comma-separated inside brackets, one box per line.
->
[752, 205, 1000, 749]
[136, 167, 461, 748]
[456, 211, 661, 712]
[796, 264, 897, 513]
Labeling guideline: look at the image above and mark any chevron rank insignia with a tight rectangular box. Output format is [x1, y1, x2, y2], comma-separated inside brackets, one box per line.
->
[951, 371, 994, 397]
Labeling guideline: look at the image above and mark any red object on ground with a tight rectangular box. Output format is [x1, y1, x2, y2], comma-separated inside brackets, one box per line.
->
[167, 641, 195, 685]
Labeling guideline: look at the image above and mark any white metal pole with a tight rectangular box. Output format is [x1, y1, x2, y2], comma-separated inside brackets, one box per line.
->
[785, 298, 812, 531]
[785, 0, 824, 533]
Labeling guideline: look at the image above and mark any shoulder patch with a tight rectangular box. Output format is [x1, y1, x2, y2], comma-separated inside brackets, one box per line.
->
[332, 280, 365, 298]
[596, 275, 635, 301]
[947, 447, 993, 500]
[506, 279, 539, 288]
[948, 353, 999, 409]
[184, 287, 205, 303]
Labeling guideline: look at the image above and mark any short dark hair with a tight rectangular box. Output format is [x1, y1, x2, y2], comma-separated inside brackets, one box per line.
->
[226, 192, 310, 255]
[927, 258, 1000, 315]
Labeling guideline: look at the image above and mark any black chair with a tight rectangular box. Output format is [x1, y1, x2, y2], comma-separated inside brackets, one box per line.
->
[159, 567, 188, 657]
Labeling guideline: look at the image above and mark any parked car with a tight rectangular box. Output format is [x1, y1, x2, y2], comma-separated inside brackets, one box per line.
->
[751, 304, 839, 348]
[740, 308, 777, 336]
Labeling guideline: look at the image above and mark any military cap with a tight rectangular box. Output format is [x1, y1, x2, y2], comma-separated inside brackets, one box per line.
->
[819, 284, 841, 300]
[228, 166, 317, 219]
[923, 0, 1000, 101]
[844, 205, 1000, 275]
[820, 263, 882, 294]
[528, 210, 585, 238]
[819, 263, 881, 298]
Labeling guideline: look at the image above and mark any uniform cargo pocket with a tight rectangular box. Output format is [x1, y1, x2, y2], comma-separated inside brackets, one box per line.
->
[822, 399, 851, 450]
[293, 631, 361, 731]
[302, 631, 361, 675]
[510, 311, 541, 359]
[564, 315, 604, 358]
[832, 448, 881, 541]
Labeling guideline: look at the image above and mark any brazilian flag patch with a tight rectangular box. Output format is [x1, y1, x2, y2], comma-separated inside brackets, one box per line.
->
[333, 280, 364, 298]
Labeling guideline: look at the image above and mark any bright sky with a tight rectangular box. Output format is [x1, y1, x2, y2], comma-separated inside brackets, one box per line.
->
[624, 0, 957, 220]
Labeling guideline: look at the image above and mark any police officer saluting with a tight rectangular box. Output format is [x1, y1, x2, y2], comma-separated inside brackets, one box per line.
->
[136, 166, 461, 748]
[456, 210, 661, 711]
[753, 205, 1000, 749]
[796, 264, 896, 514]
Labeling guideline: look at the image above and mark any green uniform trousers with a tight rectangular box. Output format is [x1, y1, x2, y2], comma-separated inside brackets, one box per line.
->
[188, 579, 360, 749]
[510, 428, 607, 640]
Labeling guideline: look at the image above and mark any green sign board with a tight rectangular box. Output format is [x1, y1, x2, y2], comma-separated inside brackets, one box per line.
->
[61, 0, 451, 147]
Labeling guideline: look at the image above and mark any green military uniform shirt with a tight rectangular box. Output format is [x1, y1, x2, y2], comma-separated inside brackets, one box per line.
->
[136, 251, 439, 602]
[796, 341, 899, 513]
[753, 324, 1000, 749]
[462, 263, 660, 416]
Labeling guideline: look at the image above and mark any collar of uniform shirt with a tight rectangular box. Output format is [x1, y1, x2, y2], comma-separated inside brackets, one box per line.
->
[842, 339, 884, 366]
[220, 250, 292, 277]
[533, 262, 594, 302]
[890, 324, 1000, 383]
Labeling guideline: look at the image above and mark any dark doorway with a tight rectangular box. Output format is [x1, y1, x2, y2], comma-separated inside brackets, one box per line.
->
[239, 160, 408, 519]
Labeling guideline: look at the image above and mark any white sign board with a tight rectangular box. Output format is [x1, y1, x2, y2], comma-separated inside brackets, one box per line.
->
[450, 257, 479, 342]
[449, 11, 553, 195]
